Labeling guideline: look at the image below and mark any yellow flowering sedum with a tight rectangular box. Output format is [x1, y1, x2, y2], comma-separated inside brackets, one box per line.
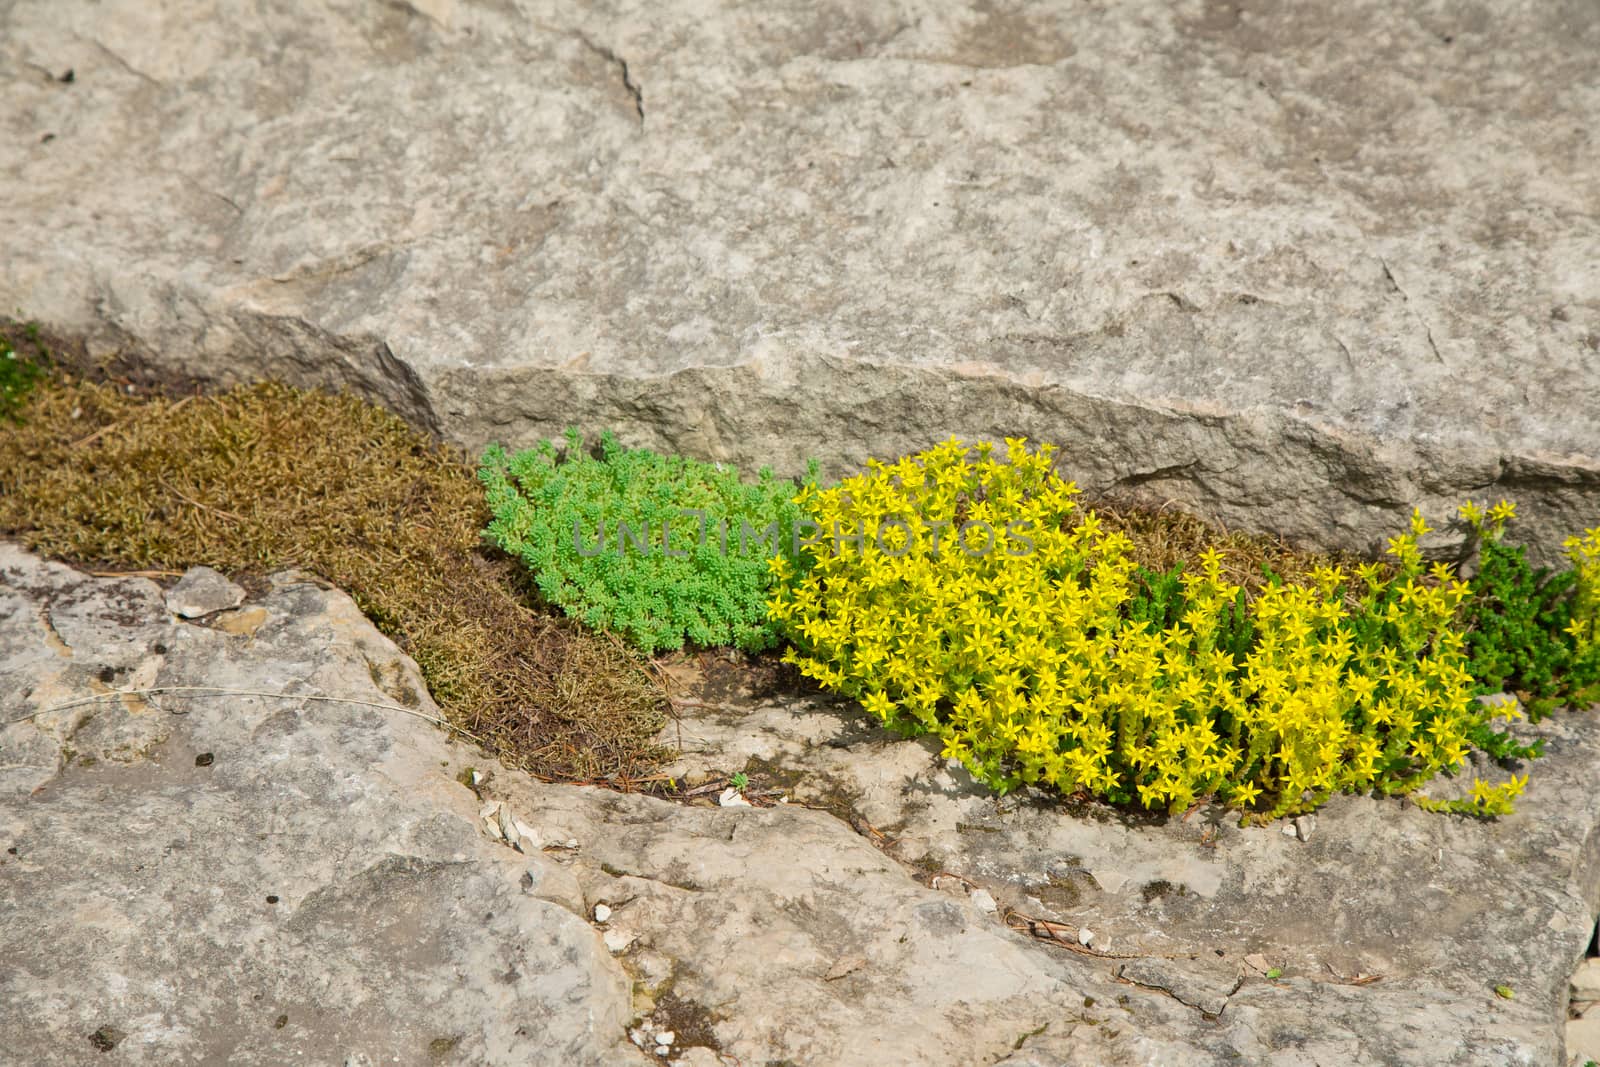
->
[771, 437, 1521, 819]
[1566, 525, 1600, 658]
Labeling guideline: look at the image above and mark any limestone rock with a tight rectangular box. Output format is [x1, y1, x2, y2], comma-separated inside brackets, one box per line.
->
[0, 544, 644, 1066]
[7, 540, 1600, 1065]
[3, 1, 1598, 561]
[658, 662, 1600, 1065]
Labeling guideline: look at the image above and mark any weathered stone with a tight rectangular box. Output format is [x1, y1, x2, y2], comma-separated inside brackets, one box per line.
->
[1570, 956, 1600, 1066]
[3, 2, 1599, 561]
[164, 564, 245, 618]
[8, 541, 1600, 1064]
[0, 544, 645, 1066]
[659, 653, 1600, 1065]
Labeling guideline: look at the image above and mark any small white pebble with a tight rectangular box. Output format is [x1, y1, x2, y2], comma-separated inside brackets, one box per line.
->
[655, 1031, 674, 1046]
[969, 888, 998, 914]
[603, 928, 634, 953]
[470, 769, 484, 786]
[1077, 927, 1094, 947]
[718, 787, 752, 807]
[565, 838, 579, 849]
[1282, 823, 1298, 837]
[593, 903, 612, 923]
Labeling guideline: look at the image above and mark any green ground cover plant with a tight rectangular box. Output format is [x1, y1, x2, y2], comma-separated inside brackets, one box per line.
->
[1457, 500, 1600, 719]
[480, 431, 816, 654]
[7, 318, 1598, 821]
[0, 337, 667, 782]
[769, 437, 1594, 819]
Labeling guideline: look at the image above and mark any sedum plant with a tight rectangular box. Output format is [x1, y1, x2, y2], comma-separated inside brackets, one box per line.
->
[481, 430, 814, 654]
[1458, 501, 1600, 719]
[768, 437, 1529, 819]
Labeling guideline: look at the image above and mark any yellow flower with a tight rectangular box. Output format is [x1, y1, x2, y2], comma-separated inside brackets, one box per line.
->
[860, 689, 897, 721]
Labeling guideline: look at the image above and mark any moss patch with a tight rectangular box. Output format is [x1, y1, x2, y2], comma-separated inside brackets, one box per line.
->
[0, 338, 667, 782]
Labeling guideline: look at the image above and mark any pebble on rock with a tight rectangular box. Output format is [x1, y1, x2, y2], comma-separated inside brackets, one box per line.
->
[165, 566, 246, 619]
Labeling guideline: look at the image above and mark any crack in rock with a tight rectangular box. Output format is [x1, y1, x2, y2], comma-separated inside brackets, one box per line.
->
[1115, 960, 1243, 1018]
[576, 34, 644, 125]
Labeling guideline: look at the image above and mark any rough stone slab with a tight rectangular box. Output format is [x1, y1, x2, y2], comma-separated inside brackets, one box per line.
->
[658, 654, 1600, 1065]
[7, 542, 1600, 1063]
[3, 1, 1599, 559]
[0, 545, 646, 1067]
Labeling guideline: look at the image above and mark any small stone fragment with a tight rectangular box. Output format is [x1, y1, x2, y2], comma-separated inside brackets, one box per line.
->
[603, 928, 635, 953]
[1078, 927, 1094, 947]
[969, 888, 998, 914]
[1293, 815, 1317, 842]
[1282, 823, 1298, 838]
[1243, 953, 1271, 974]
[480, 802, 506, 841]
[717, 787, 752, 807]
[511, 818, 542, 853]
[593, 903, 612, 923]
[654, 1030, 675, 1046]
[166, 566, 246, 619]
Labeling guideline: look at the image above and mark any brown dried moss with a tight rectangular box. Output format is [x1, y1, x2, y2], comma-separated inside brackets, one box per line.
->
[0, 347, 667, 783]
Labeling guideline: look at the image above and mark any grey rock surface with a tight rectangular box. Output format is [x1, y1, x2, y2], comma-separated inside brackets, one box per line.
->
[7, 543, 1600, 1064]
[3, 1, 1599, 560]
[657, 652, 1600, 1066]
[163, 564, 245, 618]
[0, 545, 645, 1066]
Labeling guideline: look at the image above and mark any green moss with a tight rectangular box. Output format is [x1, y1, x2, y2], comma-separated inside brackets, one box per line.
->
[0, 330, 45, 421]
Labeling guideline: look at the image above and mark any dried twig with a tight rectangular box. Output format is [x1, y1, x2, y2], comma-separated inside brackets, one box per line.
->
[158, 475, 248, 523]
[1001, 908, 1187, 961]
[1323, 961, 1385, 986]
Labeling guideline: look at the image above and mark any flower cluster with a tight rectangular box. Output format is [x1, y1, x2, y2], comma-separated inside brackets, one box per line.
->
[1565, 524, 1600, 663]
[770, 437, 1523, 818]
